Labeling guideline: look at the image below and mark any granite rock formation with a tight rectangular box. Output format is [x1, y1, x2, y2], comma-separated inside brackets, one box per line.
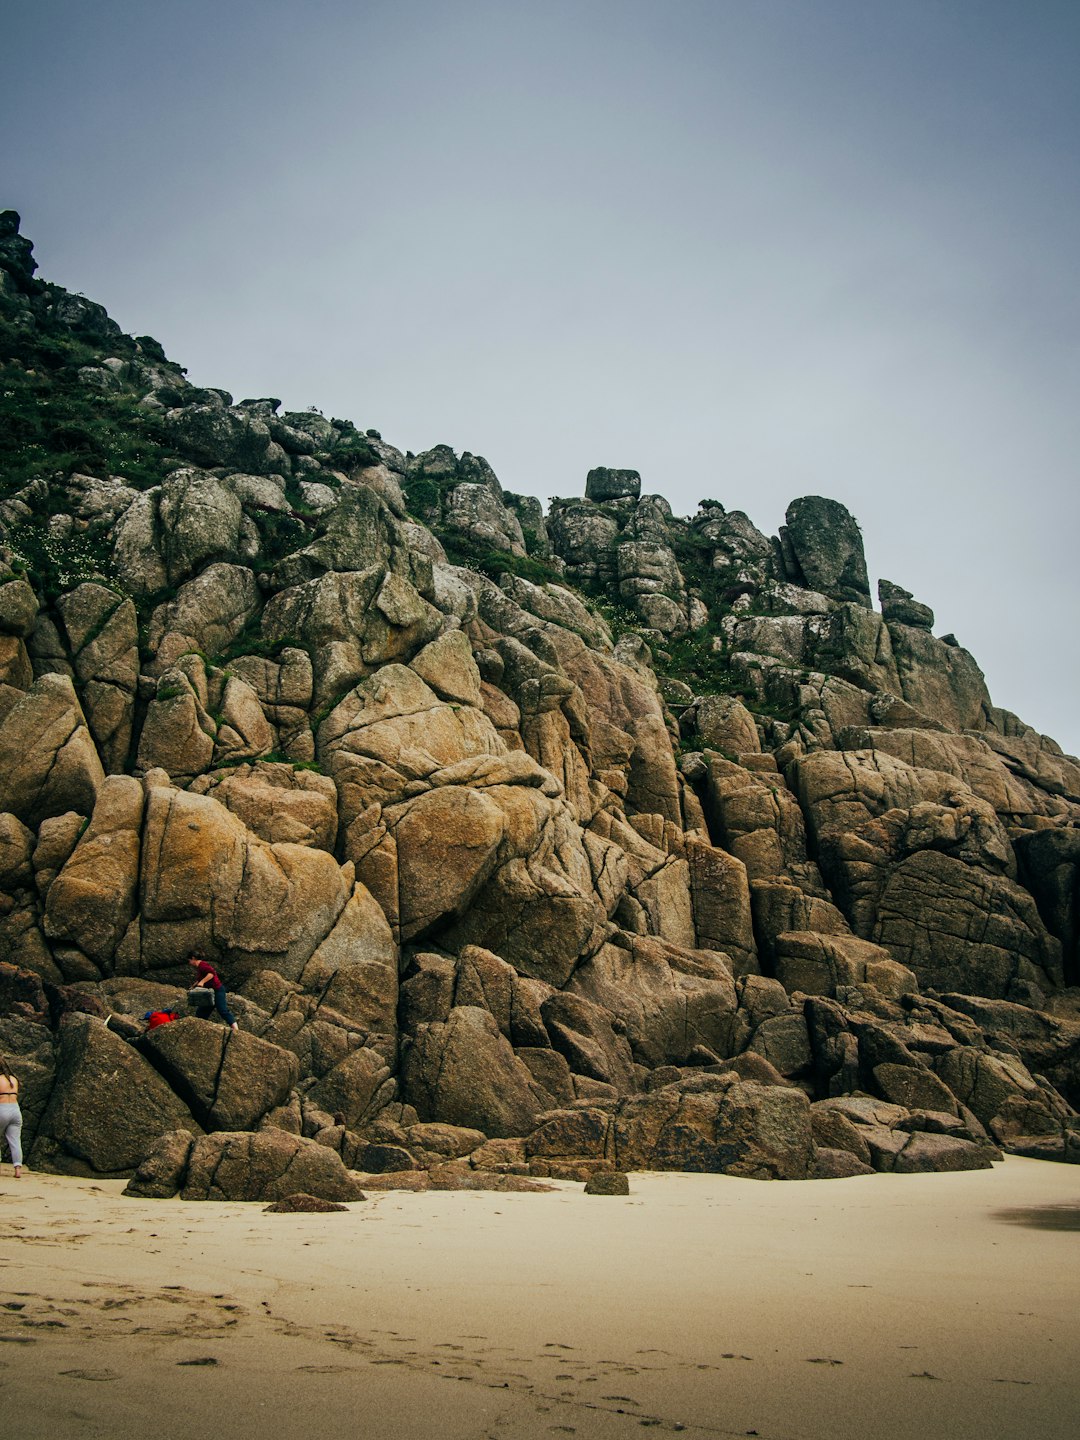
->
[2, 212, 1078, 1198]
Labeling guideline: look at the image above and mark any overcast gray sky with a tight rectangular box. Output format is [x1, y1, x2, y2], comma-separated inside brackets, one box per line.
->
[4, 0, 1078, 753]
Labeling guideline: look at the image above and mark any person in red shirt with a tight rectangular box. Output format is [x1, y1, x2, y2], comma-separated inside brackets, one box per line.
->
[188, 955, 239, 1032]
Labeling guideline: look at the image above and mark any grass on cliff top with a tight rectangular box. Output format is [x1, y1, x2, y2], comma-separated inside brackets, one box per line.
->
[654, 632, 741, 695]
[437, 531, 566, 587]
[0, 357, 177, 497]
[0, 294, 178, 501]
[5, 519, 114, 605]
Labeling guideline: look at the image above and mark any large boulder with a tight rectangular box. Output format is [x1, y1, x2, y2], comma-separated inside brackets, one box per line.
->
[0, 210, 36, 287]
[562, 647, 682, 826]
[693, 506, 777, 591]
[935, 1046, 1073, 1142]
[121, 1129, 196, 1199]
[878, 579, 934, 630]
[136, 668, 216, 783]
[163, 404, 280, 475]
[146, 562, 261, 662]
[586, 467, 641, 502]
[794, 748, 1061, 997]
[317, 663, 504, 842]
[110, 490, 168, 600]
[0, 674, 104, 827]
[613, 1075, 814, 1179]
[694, 694, 761, 755]
[450, 944, 551, 1048]
[837, 727, 1056, 826]
[1015, 828, 1080, 985]
[409, 629, 484, 708]
[177, 1130, 366, 1201]
[189, 762, 338, 850]
[32, 1014, 200, 1175]
[268, 484, 400, 584]
[811, 1094, 995, 1174]
[685, 829, 760, 973]
[373, 784, 512, 940]
[298, 882, 399, 1034]
[780, 496, 871, 606]
[55, 583, 138, 772]
[938, 993, 1080, 1105]
[871, 851, 1062, 998]
[157, 468, 243, 585]
[263, 567, 441, 705]
[401, 1006, 545, 1138]
[547, 502, 620, 585]
[704, 756, 823, 894]
[444, 482, 526, 556]
[891, 1131, 994, 1173]
[540, 990, 637, 1093]
[440, 799, 609, 986]
[616, 539, 687, 636]
[568, 933, 739, 1067]
[887, 625, 990, 733]
[138, 781, 351, 981]
[774, 931, 917, 1000]
[141, 1018, 299, 1130]
[308, 1046, 396, 1130]
[43, 775, 143, 970]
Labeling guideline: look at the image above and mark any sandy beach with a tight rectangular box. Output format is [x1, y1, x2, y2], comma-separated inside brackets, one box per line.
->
[1, 1158, 1077, 1440]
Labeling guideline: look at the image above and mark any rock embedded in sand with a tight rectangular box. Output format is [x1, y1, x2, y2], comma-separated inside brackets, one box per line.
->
[181, 1131, 367, 1203]
[33, 1016, 201, 1175]
[584, 1170, 630, 1195]
[123, 1129, 196, 1198]
[264, 1192, 354, 1212]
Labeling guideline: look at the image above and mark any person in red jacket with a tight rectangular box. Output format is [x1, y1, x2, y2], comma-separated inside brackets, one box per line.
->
[188, 955, 239, 1032]
[145, 1009, 179, 1030]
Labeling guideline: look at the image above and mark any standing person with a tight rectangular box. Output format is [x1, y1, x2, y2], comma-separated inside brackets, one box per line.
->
[0, 1055, 22, 1179]
[187, 955, 239, 1033]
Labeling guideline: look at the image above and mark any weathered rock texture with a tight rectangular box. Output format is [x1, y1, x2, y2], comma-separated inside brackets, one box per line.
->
[2, 213, 1078, 1193]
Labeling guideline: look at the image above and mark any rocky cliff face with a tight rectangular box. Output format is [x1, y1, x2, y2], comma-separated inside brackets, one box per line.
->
[2, 211, 1078, 1198]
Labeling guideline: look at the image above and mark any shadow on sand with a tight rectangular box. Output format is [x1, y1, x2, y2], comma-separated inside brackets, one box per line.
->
[993, 1205, 1080, 1231]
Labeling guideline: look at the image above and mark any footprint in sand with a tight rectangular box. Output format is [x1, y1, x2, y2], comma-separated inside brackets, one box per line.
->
[806, 1357, 843, 1366]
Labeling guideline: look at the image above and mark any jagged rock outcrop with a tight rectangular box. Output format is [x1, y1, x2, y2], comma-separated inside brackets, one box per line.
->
[2, 212, 1078, 1192]
[125, 1128, 366, 1202]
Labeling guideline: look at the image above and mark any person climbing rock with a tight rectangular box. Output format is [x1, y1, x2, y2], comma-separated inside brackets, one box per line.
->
[188, 955, 239, 1033]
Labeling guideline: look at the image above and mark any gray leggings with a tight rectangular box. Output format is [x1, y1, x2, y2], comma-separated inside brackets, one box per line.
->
[0, 1102, 21, 1166]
